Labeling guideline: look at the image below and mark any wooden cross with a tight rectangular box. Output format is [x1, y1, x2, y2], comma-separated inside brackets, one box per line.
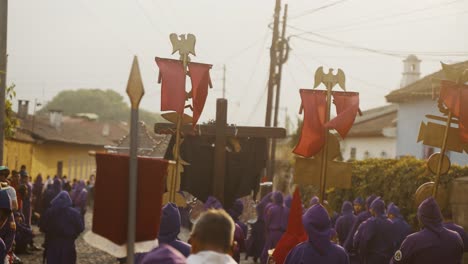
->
[294, 133, 352, 189]
[155, 99, 286, 204]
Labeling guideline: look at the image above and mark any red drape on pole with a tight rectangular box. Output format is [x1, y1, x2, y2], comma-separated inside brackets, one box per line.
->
[439, 80, 468, 142]
[92, 153, 168, 245]
[272, 187, 307, 264]
[188, 62, 212, 127]
[155, 57, 186, 114]
[293, 89, 327, 157]
[325, 91, 360, 138]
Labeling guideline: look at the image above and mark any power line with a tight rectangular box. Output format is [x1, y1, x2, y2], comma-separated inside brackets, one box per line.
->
[289, 0, 349, 20]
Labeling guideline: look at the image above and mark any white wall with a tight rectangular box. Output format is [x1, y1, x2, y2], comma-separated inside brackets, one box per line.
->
[341, 137, 396, 160]
[396, 99, 468, 165]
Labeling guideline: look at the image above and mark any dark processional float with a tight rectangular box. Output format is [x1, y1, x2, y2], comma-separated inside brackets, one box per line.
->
[415, 63, 468, 209]
[84, 33, 285, 262]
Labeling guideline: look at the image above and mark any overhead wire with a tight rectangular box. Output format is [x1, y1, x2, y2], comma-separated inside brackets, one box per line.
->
[289, 0, 350, 20]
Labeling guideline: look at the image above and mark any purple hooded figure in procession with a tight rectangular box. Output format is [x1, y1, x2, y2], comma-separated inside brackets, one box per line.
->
[261, 191, 289, 264]
[19, 171, 32, 227]
[245, 192, 273, 263]
[353, 197, 364, 215]
[353, 198, 396, 264]
[42, 178, 62, 210]
[158, 203, 191, 257]
[70, 180, 88, 217]
[40, 191, 84, 264]
[390, 197, 463, 264]
[285, 204, 349, 264]
[32, 174, 44, 218]
[343, 194, 377, 260]
[442, 208, 468, 252]
[228, 199, 247, 237]
[335, 201, 357, 246]
[140, 244, 186, 264]
[388, 203, 412, 249]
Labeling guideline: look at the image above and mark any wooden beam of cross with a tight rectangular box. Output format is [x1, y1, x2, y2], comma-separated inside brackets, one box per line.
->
[294, 133, 352, 189]
[155, 99, 286, 204]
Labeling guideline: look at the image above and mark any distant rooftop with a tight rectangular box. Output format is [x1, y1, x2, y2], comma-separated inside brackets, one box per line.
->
[347, 104, 397, 137]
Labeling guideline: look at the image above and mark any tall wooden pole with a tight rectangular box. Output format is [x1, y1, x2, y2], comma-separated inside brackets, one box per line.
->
[270, 4, 288, 179]
[126, 56, 145, 264]
[319, 84, 333, 203]
[0, 0, 8, 165]
[222, 64, 226, 99]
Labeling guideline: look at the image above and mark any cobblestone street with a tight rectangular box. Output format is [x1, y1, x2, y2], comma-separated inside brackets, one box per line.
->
[19, 210, 255, 264]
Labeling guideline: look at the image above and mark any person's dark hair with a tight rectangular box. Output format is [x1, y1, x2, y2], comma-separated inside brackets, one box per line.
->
[11, 170, 19, 176]
[191, 209, 235, 252]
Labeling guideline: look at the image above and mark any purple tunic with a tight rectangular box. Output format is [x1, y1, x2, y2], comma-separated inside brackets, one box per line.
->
[32, 175, 44, 216]
[158, 203, 191, 257]
[261, 191, 289, 264]
[40, 191, 84, 264]
[343, 195, 377, 253]
[228, 199, 248, 237]
[388, 204, 412, 248]
[285, 204, 349, 264]
[443, 222, 468, 252]
[353, 199, 395, 264]
[70, 180, 88, 216]
[390, 197, 463, 264]
[335, 201, 356, 246]
[140, 244, 186, 264]
[42, 179, 62, 210]
[21, 182, 32, 227]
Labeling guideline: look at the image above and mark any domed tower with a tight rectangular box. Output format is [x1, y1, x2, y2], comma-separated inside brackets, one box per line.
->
[400, 54, 421, 88]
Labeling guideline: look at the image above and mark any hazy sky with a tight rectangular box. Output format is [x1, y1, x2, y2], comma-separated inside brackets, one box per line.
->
[6, 0, 468, 128]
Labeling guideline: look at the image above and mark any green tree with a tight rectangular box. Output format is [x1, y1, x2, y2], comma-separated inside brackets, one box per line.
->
[39, 89, 164, 125]
[5, 84, 19, 138]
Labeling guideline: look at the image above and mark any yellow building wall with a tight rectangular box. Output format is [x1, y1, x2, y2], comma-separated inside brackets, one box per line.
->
[3, 139, 33, 172]
[30, 143, 104, 181]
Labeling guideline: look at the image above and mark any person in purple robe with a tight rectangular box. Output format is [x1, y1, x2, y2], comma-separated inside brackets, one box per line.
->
[442, 208, 468, 252]
[284, 194, 292, 209]
[391, 197, 463, 264]
[19, 172, 32, 227]
[32, 174, 44, 221]
[353, 197, 364, 216]
[228, 199, 247, 238]
[343, 194, 376, 264]
[70, 180, 88, 217]
[158, 203, 191, 257]
[13, 212, 33, 254]
[140, 244, 186, 264]
[353, 198, 395, 264]
[261, 191, 289, 264]
[335, 201, 356, 246]
[40, 191, 84, 264]
[309, 196, 319, 207]
[388, 203, 412, 249]
[285, 203, 349, 264]
[245, 192, 272, 263]
[42, 178, 62, 210]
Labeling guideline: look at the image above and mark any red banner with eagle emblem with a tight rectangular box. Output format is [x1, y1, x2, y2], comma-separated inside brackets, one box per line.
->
[439, 80, 468, 142]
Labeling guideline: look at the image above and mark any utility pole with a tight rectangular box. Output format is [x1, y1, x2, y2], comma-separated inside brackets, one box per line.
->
[0, 0, 8, 166]
[270, 4, 289, 179]
[222, 64, 226, 99]
[265, 0, 281, 128]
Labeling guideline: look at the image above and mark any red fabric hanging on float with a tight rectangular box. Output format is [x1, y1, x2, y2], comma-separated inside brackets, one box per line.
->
[188, 62, 212, 127]
[155, 57, 186, 114]
[326, 91, 360, 138]
[92, 153, 168, 245]
[293, 89, 360, 158]
[293, 90, 327, 157]
[439, 80, 468, 142]
[272, 187, 307, 264]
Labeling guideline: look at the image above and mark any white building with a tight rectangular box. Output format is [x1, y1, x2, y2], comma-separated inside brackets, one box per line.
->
[341, 105, 397, 160]
[386, 56, 468, 165]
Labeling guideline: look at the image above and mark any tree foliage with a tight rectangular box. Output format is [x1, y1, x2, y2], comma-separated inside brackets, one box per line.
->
[5, 84, 19, 138]
[39, 89, 163, 125]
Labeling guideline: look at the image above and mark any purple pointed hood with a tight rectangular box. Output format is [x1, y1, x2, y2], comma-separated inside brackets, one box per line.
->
[51, 191, 72, 209]
[303, 204, 332, 255]
[365, 194, 377, 210]
[256, 192, 273, 221]
[370, 197, 385, 216]
[158, 203, 181, 243]
[418, 197, 444, 235]
[341, 201, 354, 215]
[52, 178, 62, 193]
[309, 196, 319, 207]
[273, 191, 283, 205]
[353, 197, 364, 205]
[388, 203, 402, 218]
[204, 196, 223, 210]
[141, 244, 186, 264]
[228, 199, 244, 221]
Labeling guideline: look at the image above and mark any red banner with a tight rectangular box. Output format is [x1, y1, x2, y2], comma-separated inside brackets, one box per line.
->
[293, 90, 327, 157]
[272, 187, 307, 264]
[155, 57, 186, 114]
[188, 62, 212, 127]
[93, 153, 168, 245]
[440, 80, 468, 142]
[326, 91, 360, 138]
